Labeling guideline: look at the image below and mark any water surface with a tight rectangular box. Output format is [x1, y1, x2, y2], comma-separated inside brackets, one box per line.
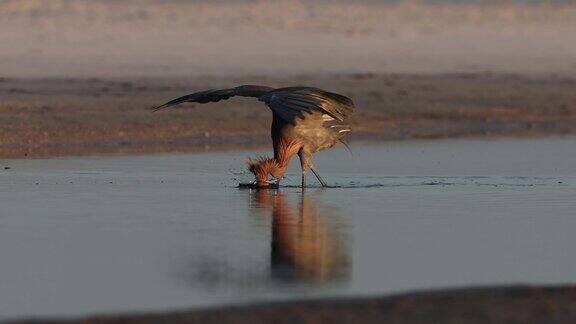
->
[1, 137, 575, 319]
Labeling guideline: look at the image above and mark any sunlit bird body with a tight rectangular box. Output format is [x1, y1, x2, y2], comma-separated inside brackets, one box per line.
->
[154, 85, 354, 188]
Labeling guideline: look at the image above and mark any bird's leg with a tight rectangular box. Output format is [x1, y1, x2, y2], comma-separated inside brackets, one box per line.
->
[300, 158, 306, 188]
[298, 153, 307, 189]
[310, 165, 328, 187]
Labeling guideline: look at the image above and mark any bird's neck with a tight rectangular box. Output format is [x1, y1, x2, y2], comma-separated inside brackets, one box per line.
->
[276, 139, 302, 166]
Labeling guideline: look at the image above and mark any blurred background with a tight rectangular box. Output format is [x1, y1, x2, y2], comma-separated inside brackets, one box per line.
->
[2, 0, 576, 77]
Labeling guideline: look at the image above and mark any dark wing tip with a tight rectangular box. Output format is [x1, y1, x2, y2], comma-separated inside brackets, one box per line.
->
[150, 102, 181, 112]
[150, 92, 208, 112]
[150, 104, 168, 112]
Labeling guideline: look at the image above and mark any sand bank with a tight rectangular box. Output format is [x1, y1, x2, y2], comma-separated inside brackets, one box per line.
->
[16, 286, 576, 324]
[1, 73, 575, 158]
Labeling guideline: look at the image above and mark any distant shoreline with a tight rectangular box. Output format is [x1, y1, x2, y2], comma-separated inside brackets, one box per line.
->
[14, 285, 576, 324]
[3, 1, 576, 78]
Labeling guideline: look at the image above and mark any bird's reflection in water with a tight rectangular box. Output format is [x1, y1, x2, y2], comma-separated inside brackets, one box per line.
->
[251, 190, 349, 284]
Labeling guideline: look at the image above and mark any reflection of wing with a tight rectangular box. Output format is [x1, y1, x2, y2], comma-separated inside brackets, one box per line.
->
[262, 192, 349, 282]
[262, 87, 354, 123]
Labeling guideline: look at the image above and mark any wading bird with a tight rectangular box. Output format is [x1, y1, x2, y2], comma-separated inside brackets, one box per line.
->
[154, 85, 354, 188]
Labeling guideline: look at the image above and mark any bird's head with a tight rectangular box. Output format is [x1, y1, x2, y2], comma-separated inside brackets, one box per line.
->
[246, 139, 300, 187]
[247, 157, 285, 187]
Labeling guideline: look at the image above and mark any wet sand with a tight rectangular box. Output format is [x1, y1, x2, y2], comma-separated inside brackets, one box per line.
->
[18, 286, 576, 324]
[1, 73, 576, 158]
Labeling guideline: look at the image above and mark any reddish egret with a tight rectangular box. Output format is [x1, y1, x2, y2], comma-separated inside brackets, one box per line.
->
[154, 85, 354, 188]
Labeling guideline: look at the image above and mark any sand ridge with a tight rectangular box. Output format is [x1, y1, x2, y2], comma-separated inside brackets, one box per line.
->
[1, 73, 576, 158]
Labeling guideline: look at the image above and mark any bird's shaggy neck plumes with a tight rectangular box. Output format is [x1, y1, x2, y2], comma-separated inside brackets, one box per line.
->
[247, 140, 301, 187]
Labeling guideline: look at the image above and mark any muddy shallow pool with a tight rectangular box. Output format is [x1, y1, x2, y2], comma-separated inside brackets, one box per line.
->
[1, 137, 575, 319]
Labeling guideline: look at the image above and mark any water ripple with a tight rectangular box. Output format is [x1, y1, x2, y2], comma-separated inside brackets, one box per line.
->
[280, 176, 570, 189]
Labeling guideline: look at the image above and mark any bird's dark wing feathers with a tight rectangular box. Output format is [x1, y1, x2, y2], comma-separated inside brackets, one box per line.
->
[153, 85, 355, 123]
[263, 87, 354, 122]
[152, 85, 274, 111]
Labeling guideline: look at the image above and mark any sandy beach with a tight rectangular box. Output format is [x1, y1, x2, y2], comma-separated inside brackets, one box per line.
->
[1, 73, 576, 158]
[15, 286, 576, 324]
[2, 1, 576, 157]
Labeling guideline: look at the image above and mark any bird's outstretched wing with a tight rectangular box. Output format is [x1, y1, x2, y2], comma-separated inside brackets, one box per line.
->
[152, 85, 274, 111]
[262, 87, 354, 123]
[153, 85, 355, 123]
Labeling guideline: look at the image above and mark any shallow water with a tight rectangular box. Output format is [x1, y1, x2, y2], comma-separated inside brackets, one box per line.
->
[1, 137, 576, 319]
